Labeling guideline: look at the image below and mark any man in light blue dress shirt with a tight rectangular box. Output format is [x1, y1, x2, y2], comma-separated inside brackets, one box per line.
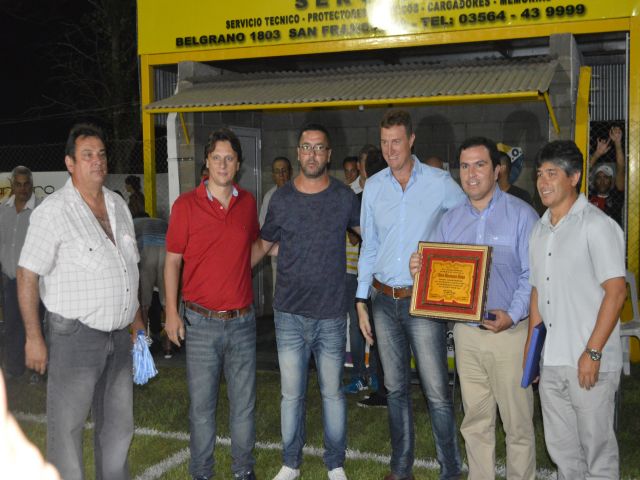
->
[356, 110, 466, 480]
[412, 137, 539, 479]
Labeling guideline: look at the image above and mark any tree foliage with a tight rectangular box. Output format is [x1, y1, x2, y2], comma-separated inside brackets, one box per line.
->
[48, 0, 140, 140]
[0, 0, 140, 158]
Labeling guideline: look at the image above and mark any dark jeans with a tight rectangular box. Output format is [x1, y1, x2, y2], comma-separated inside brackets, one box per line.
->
[2, 274, 25, 377]
[46, 312, 133, 480]
[372, 291, 461, 479]
[185, 306, 256, 478]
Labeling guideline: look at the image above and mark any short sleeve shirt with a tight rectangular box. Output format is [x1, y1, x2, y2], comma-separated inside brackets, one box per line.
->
[261, 177, 360, 319]
[529, 194, 625, 372]
[166, 182, 259, 311]
[19, 178, 139, 332]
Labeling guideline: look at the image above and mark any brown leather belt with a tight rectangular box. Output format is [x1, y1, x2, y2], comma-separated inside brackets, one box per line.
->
[373, 279, 413, 299]
[184, 301, 251, 320]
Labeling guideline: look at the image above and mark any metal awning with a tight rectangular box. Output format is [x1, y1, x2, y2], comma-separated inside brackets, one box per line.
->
[145, 56, 560, 131]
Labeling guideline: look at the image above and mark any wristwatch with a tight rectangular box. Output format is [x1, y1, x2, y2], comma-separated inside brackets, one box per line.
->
[585, 347, 602, 361]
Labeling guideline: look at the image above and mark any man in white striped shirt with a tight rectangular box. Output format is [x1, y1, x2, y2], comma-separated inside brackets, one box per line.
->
[17, 123, 144, 480]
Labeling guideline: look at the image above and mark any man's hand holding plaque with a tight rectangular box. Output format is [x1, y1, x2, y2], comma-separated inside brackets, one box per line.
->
[409, 242, 491, 323]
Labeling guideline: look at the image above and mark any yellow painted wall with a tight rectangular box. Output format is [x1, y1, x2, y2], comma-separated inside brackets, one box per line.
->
[138, 0, 640, 56]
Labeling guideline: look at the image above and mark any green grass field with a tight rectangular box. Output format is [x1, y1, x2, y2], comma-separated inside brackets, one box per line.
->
[6, 365, 640, 479]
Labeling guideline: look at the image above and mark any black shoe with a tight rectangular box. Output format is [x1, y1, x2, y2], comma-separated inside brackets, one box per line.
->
[235, 471, 256, 480]
[358, 392, 387, 408]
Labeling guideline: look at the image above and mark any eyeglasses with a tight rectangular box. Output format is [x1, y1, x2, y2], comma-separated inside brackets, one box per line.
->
[298, 144, 329, 153]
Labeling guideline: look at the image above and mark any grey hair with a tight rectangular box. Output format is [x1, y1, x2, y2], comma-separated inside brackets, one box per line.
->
[10, 165, 33, 184]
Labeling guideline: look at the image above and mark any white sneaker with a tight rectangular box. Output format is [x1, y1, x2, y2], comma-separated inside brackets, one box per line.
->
[328, 467, 347, 480]
[272, 465, 300, 480]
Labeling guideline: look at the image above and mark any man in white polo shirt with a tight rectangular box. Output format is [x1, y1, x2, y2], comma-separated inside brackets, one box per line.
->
[17, 123, 144, 480]
[527, 140, 626, 479]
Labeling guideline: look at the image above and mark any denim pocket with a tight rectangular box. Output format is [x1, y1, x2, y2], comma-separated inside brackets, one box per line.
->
[47, 312, 81, 336]
[184, 307, 206, 328]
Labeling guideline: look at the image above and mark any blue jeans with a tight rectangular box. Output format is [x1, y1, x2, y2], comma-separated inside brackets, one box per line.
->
[346, 273, 378, 380]
[185, 306, 256, 478]
[372, 292, 461, 479]
[46, 312, 133, 480]
[274, 310, 347, 470]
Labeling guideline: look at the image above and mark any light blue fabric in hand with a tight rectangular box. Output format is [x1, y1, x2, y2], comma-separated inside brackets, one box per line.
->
[132, 330, 158, 385]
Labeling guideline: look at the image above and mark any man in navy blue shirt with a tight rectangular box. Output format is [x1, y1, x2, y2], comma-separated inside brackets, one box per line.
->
[256, 124, 360, 480]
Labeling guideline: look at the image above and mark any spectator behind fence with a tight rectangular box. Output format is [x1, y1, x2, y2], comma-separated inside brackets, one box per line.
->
[254, 123, 360, 480]
[0, 166, 41, 381]
[125, 174, 146, 218]
[589, 125, 625, 226]
[259, 156, 292, 295]
[164, 127, 260, 480]
[498, 151, 533, 205]
[527, 140, 626, 479]
[133, 215, 170, 357]
[17, 123, 145, 479]
[356, 109, 466, 480]
[411, 137, 539, 479]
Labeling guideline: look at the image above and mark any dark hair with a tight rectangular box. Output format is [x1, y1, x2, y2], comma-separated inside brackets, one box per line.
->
[343, 156, 358, 168]
[365, 149, 387, 178]
[536, 140, 583, 184]
[65, 123, 106, 158]
[125, 175, 141, 191]
[358, 144, 378, 161]
[205, 127, 243, 163]
[272, 156, 291, 169]
[297, 123, 331, 147]
[457, 137, 501, 169]
[380, 110, 413, 137]
[498, 151, 511, 171]
[200, 163, 209, 175]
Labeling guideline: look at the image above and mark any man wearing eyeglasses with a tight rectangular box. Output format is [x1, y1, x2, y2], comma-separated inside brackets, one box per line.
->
[254, 124, 360, 480]
[357, 110, 466, 480]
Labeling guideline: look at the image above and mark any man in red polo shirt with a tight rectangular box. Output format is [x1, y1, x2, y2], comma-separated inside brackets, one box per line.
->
[164, 127, 259, 480]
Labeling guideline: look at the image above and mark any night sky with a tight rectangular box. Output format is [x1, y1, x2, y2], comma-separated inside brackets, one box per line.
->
[0, 0, 114, 145]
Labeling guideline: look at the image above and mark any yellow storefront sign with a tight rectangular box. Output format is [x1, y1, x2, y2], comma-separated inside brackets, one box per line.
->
[138, 0, 640, 55]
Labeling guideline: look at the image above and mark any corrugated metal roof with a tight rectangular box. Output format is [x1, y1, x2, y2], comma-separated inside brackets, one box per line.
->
[145, 56, 558, 112]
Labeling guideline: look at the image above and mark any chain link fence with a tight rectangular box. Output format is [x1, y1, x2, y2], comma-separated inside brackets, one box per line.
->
[0, 137, 170, 219]
[588, 121, 626, 231]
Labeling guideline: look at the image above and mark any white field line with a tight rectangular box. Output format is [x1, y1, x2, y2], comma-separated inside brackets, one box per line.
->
[15, 412, 558, 479]
[134, 447, 190, 480]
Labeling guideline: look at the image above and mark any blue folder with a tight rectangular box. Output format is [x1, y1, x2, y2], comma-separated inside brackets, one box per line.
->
[521, 322, 546, 388]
